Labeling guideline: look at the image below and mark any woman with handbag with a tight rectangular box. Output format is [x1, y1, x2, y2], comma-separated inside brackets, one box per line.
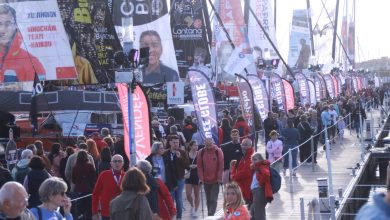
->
[185, 140, 200, 217]
[72, 150, 97, 220]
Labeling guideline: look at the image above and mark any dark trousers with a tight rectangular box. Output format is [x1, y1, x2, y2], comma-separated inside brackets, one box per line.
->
[204, 183, 220, 216]
[250, 187, 267, 220]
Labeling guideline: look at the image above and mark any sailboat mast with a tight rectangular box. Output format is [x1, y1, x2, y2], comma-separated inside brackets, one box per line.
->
[306, 0, 315, 56]
[332, 0, 340, 61]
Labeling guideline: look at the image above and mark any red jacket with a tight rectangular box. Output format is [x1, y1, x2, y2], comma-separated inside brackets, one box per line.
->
[92, 169, 125, 217]
[252, 160, 273, 202]
[230, 148, 254, 202]
[218, 127, 223, 146]
[197, 145, 224, 184]
[93, 137, 108, 153]
[156, 178, 176, 220]
[0, 32, 45, 82]
[224, 204, 250, 219]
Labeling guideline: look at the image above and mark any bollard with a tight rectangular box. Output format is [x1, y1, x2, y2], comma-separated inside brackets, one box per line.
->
[338, 187, 343, 198]
[300, 197, 305, 220]
[311, 136, 315, 172]
[289, 148, 293, 193]
[329, 195, 336, 220]
[359, 113, 364, 161]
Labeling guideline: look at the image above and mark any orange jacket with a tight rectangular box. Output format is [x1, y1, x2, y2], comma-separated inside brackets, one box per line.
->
[224, 205, 250, 219]
[197, 145, 224, 184]
[0, 32, 45, 82]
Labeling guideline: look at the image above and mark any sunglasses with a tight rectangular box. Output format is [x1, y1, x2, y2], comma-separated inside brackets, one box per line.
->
[111, 160, 123, 163]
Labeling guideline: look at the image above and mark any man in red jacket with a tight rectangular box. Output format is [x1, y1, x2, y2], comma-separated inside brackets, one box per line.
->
[230, 138, 254, 204]
[92, 154, 125, 220]
[197, 137, 224, 216]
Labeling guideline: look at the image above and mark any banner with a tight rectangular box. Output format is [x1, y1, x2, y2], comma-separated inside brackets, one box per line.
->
[117, 83, 151, 161]
[323, 74, 335, 99]
[295, 72, 310, 106]
[247, 74, 269, 121]
[282, 79, 295, 111]
[236, 75, 255, 134]
[117, 83, 130, 160]
[331, 74, 339, 97]
[348, 22, 355, 67]
[288, 9, 311, 70]
[132, 85, 151, 160]
[352, 77, 358, 93]
[314, 73, 326, 102]
[336, 74, 342, 95]
[0, 1, 76, 83]
[211, 0, 253, 82]
[29, 73, 43, 133]
[308, 79, 316, 105]
[171, 0, 211, 79]
[58, 0, 121, 84]
[188, 69, 219, 144]
[247, 0, 278, 60]
[270, 72, 286, 112]
[112, 0, 179, 85]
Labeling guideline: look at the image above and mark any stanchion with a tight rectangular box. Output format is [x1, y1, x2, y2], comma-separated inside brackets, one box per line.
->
[359, 113, 364, 161]
[349, 113, 352, 135]
[311, 136, 315, 172]
[329, 195, 336, 220]
[288, 148, 293, 193]
[324, 126, 334, 196]
[300, 197, 305, 220]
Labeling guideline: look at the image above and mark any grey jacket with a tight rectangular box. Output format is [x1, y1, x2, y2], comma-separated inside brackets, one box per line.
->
[110, 191, 153, 220]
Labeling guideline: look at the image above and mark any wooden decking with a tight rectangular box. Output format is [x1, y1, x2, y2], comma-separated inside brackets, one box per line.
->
[181, 109, 380, 220]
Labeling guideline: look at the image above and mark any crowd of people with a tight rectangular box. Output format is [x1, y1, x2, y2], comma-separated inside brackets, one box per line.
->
[0, 86, 387, 220]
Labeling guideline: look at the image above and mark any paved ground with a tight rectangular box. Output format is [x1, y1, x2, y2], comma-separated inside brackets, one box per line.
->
[180, 109, 381, 220]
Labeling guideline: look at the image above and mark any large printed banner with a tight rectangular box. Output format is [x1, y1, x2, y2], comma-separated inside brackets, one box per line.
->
[0, 1, 76, 83]
[117, 83, 151, 161]
[212, 0, 253, 82]
[236, 75, 255, 134]
[282, 79, 294, 111]
[288, 9, 311, 70]
[331, 74, 339, 97]
[348, 22, 355, 67]
[171, 0, 210, 79]
[295, 72, 310, 106]
[112, 0, 179, 85]
[323, 74, 335, 99]
[188, 69, 219, 144]
[336, 75, 342, 95]
[247, 74, 269, 121]
[58, 0, 122, 84]
[270, 73, 286, 112]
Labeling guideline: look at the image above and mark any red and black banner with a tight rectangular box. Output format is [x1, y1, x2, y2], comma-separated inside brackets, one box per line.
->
[171, 0, 210, 78]
[236, 74, 255, 134]
[247, 74, 269, 121]
[295, 72, 310, 106]
[188, 69, 219, 144]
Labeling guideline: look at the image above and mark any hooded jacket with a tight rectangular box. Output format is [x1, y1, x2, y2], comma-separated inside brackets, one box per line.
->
[230, 148, 254, 202]
[252, 160, 273, 203]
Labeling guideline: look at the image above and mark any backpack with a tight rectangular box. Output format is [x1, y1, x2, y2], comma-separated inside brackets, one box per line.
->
[15, 166, 30, 184]
[269, 166, 281, 194]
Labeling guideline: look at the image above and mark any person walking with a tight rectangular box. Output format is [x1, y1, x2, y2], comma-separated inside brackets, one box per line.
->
[281, 121, 300, 176]
[197, 138, 224, 216]
[185, 141, 200, 217]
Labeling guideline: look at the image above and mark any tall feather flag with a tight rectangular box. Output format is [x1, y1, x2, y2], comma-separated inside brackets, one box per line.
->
[29, 73, 43, 135]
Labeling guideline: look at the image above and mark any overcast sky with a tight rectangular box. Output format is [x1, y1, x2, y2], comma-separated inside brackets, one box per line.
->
[275, 0, 390, 63]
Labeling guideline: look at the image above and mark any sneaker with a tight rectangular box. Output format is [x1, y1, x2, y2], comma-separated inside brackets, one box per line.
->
[192, 209, 198, 217]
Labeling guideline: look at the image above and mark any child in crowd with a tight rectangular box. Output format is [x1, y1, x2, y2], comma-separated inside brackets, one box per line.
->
[266, 130, 283, 172]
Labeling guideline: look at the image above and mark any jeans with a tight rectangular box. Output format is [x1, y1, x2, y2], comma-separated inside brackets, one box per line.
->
[250, 187, 267, 220]
[170, 179, 185, 218]
[283, 144, 298, 169]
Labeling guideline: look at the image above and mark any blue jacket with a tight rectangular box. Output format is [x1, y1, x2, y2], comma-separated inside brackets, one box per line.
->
[356, 193, 390, 220]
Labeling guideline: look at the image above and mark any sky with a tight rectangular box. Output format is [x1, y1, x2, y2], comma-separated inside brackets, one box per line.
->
[275, 0, 390, 63]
